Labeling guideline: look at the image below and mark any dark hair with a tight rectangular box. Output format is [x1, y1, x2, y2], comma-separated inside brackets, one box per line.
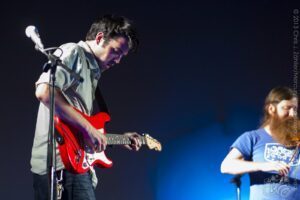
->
[86, 15, 139, 52]
[261, 86, 298, 127]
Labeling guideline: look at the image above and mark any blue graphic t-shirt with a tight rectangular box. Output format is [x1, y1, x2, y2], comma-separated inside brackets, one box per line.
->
[231, 128, 300, 200]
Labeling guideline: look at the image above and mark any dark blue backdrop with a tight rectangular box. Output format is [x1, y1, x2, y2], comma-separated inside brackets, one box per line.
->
[0, 1, 297, 199]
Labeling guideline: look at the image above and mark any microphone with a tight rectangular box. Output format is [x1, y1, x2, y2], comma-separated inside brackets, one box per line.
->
[25, 25, 44, 50]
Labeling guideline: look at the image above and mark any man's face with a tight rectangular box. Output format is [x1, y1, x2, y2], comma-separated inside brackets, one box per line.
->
[95, 36, 129, 71]
[274, 98, 298, 119]
[268, 98, 299, 146]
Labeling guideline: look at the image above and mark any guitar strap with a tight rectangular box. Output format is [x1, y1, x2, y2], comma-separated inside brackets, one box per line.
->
[75, 43, 110, 115]
[83, 56, 110, 114]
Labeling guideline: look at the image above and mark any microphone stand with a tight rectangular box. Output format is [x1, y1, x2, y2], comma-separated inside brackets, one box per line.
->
[35, 46, 83, 200]
[230, 175, 242, 200]
[46, 55, 57, 200]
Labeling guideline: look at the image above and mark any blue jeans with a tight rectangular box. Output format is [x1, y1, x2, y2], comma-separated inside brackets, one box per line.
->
[33, 170, 96, 200]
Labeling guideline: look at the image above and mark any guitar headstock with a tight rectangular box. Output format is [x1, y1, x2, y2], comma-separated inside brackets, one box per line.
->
[144, 134, 162, 151]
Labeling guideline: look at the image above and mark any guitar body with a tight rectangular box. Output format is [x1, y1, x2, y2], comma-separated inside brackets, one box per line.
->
[54, 110, 113, 174]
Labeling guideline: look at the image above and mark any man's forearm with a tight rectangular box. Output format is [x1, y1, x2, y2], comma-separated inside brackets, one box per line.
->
[36, 84, 93, 134]
[221, 159, 261, 175]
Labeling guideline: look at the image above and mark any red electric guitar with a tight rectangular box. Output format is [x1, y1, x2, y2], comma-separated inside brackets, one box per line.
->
[54, 109, 162, 174]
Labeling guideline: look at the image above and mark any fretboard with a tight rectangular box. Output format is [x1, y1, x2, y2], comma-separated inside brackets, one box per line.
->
[106, 134, 146, 145]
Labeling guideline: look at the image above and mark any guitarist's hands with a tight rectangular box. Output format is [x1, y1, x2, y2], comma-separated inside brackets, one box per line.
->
[88, 127, 107, 152]
[123, 132, 142, 151]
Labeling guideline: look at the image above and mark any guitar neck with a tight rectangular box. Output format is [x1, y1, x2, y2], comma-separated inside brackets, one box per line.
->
[106, 134, 146, 145]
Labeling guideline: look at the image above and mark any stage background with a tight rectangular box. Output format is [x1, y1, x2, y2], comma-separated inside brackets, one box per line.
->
[0, 1, 298, 199]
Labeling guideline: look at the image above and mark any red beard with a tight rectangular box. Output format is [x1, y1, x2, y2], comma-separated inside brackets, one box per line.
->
[269, 116, 300, 147]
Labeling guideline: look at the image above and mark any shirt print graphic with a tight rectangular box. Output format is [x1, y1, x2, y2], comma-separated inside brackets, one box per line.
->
[264, 143, 300, 166]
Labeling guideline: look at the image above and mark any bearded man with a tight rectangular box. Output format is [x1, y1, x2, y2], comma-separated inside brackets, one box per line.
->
[221, 86, 300, 200]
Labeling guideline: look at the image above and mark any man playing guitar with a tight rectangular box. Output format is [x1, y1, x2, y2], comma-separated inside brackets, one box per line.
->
[30, 15, 142, 200]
